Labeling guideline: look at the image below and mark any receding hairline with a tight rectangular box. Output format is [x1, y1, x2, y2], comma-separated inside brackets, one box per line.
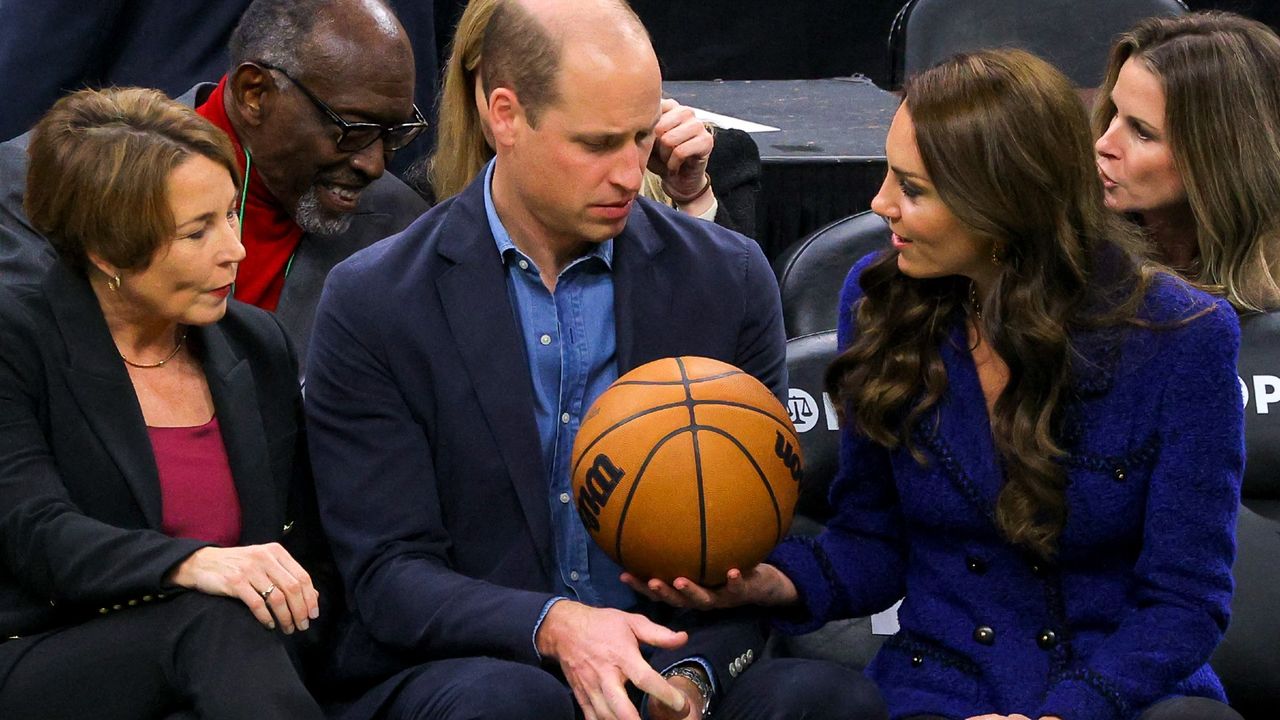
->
[498, 0, 652, 74]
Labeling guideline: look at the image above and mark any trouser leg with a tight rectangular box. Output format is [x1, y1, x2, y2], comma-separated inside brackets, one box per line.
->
[0, 592, 322, 720]
[714, 657, 888, 720]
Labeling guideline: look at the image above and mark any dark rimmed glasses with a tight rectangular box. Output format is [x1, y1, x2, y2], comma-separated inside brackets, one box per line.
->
[255, 61, 428, 152]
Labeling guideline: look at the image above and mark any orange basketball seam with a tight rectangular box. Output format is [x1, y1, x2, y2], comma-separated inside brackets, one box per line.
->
[571, 399, 798, 479]
[686, 399, 801, 445]
[609, 369, 746, 387]
[676, 357, 711, 586]
[612, 424, 699, 574]
[570, 399, 690, 476]
[693, 425, 786, 545]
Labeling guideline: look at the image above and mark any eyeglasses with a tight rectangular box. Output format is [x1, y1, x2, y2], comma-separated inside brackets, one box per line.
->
[255, 61, 428, 152]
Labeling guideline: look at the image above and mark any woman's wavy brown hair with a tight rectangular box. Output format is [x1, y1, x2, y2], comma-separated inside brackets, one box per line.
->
[1093, 11, 1280, 312]
[25, 87, 239, 276]
[826, 50, 1150, 558]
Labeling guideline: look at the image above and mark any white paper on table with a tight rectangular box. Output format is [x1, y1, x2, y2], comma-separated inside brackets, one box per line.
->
[689, 107, 780, 133]
[870, 598, 903, 635]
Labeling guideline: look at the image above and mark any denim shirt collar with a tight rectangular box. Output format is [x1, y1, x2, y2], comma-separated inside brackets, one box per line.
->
[483, 158, 614, 271]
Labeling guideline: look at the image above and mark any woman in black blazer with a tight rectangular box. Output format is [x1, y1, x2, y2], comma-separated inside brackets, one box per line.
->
[0, 88, 325, 718]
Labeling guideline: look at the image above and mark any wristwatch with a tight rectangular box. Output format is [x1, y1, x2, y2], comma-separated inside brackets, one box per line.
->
[663, 664, 713, 719]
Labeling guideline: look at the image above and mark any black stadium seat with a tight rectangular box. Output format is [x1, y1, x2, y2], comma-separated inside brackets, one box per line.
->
[784, 330, 842, 523]
[781, 328, 889, 669]
[1236, 310, 1280, 521]
[773, 210, 890, 339]
[888, 0, 1189, 89]
[1211, 308, 1280, 718]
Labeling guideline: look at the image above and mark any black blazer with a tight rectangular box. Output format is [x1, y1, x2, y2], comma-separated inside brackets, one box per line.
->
[0, 262, 327, 684]
[306, 172, 787, 714]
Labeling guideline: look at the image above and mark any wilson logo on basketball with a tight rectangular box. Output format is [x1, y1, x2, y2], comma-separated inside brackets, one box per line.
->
[773, 432, 804, 483]
[576, 453, 624, 533]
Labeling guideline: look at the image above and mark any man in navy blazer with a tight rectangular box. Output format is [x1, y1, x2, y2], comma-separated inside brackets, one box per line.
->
[305, 1, 883, 719]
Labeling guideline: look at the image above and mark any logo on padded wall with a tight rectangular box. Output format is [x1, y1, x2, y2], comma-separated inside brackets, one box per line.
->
[1240, 374, 1280, 415]
[786, 389, 840, 432]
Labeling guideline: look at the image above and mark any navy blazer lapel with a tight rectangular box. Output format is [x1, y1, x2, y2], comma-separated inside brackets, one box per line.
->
[196, 321, 280, 544]
[916, 322, 1005, 520]
[613, 206, 672, 371]
[435, 187, 555, 577]
[45, 265, 163, 528]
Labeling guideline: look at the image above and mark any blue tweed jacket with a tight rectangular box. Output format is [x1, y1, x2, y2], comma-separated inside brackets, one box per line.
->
[769, 254, 1244, 720]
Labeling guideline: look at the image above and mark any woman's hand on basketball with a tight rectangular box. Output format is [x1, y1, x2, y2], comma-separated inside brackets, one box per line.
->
[166, 543, 320, 634]
[621, 563, 799, 610]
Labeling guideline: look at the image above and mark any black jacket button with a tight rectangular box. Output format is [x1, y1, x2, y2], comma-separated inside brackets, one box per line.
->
[973, 626, 996, 645]
[911, 655, 924, 667]
[1114, 467, 1127, 482]
[966, 556, 988, 574]
[1037, 629, 1059, 650]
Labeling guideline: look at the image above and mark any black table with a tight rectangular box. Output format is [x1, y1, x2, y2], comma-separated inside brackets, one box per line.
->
[664, 78, 900, 260]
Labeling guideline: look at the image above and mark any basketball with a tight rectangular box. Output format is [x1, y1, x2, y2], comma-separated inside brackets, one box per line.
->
[570, 356, 802, 586]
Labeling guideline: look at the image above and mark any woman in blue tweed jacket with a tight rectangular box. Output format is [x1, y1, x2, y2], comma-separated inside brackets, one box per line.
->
[630, 50, 1245, 720]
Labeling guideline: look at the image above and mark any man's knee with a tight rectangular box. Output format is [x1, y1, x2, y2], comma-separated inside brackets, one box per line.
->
[390, 658, 574, 720]
[724, 657, 887, 720]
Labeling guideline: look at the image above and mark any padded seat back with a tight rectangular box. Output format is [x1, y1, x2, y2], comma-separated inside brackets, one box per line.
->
[773, 211, 889, 339]
[1237, 309, 1280, 519]
[784, 330, 842, 522]
[888, 0, 1188, 88]
[1209, 309, 1280, 717]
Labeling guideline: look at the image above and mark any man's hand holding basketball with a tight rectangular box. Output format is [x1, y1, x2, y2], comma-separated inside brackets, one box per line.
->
[621, 563, 799, 611]
[536, 600, 690, 720]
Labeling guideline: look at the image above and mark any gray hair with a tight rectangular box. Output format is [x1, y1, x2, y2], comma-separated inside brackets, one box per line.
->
[229, 0, 397, 75]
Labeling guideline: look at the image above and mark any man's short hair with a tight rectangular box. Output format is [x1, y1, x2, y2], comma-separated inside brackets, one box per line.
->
[480, 0, 650, 126]
[229, 0, 343, 76]
[24, 88, 239, 275]
[479, 1, 562, 126]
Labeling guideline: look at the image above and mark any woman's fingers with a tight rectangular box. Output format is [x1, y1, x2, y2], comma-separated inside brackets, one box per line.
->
[272, 545, 321, 621]
[260, 544, 317, 633]
[169, 544, 319, 633]
[231, 575, 278, 630]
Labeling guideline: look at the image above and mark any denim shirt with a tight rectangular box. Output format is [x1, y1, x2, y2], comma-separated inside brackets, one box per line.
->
[483, 161, 637, 611]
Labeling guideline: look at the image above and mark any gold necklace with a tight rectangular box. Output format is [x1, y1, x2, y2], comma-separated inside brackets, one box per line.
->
[120, 328, 188, 369]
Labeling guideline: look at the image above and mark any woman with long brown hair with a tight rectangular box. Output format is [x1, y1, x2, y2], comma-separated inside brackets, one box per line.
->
[630, 49, 1245, 720]
[1094, 11, 1280, 313]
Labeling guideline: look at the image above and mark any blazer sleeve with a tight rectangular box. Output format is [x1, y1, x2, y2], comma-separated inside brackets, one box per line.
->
[732, 236, 788, 406]
[305, 262, 557, 666]
[0, 137, 58, 284]
[647, 605, 766, 697]
[1037, 299, 1244, 720]
[0, 293, 208, 608]
[766, 253, 908, 632]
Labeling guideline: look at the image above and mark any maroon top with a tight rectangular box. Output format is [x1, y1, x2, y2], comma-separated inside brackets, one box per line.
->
[147, 416, 242, 547]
